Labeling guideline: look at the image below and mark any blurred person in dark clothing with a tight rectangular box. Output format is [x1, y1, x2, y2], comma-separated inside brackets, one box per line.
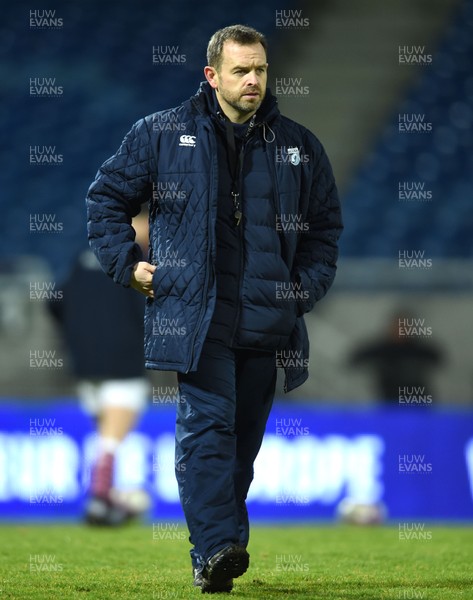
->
[49, 212, 150, 524]
[348, 310, 444, 404]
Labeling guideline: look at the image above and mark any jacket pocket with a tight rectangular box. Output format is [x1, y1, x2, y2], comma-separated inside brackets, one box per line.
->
[151, 266, 169, 308]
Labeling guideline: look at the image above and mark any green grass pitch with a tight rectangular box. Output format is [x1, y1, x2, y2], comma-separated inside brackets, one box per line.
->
[1, 524, 472, 599]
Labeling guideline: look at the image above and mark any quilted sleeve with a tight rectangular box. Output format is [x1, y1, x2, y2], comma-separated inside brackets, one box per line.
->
[293, 138, 343, 315]
[86, 118, 155, 287]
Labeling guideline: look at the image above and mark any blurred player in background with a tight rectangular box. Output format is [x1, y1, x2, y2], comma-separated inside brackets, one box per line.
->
[49, 211, 150, 525]
[348, 309, 444, 404]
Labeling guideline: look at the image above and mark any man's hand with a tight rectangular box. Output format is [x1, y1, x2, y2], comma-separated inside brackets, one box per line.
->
[131, 261, 157, 298]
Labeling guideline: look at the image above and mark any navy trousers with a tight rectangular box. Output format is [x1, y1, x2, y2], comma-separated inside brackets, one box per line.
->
[175, 339, 276, 569]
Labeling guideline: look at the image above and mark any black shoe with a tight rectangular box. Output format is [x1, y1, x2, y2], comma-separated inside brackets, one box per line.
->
[84, 496, 134, 527]
[202, 545, 249, 588]
[193, 568, 233, 594]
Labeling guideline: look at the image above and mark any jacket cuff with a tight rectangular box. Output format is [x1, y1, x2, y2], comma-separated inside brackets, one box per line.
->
[294, 270, 313, 316]
[114, 245, 143, 287]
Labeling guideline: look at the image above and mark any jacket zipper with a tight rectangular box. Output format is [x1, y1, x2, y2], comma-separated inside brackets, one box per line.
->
[266, 143, 282, 226]
[229, 117, 256, 346]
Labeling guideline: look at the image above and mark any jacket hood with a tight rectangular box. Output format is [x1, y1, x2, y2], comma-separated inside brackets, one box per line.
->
[190, 80, 280, 126]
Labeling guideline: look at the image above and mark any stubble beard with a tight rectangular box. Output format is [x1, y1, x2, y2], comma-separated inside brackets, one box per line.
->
[218, 86, 265, 118]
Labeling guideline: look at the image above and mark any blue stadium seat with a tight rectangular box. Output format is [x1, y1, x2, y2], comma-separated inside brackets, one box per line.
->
[341, 0, 473, 259]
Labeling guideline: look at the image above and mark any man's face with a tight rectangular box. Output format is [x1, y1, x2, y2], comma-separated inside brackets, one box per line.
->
[205, 41, 268, 123]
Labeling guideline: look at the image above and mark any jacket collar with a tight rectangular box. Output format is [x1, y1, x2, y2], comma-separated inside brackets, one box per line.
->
[190, 81, 280, 126]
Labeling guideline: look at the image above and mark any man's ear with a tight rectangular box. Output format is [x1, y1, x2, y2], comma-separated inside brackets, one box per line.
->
[204, 66, 218, 89]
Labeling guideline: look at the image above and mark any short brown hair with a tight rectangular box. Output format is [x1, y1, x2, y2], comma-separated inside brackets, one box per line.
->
[207, 25, 268, 71]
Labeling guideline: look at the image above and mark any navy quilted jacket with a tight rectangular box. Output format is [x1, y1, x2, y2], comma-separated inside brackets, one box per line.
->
[86, 82, 342, 392]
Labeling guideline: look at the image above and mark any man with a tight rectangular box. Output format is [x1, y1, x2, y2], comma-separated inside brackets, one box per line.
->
[349, 310, 444, 403]
[87, 24, 342, 593]
[50, 212, 150, 525]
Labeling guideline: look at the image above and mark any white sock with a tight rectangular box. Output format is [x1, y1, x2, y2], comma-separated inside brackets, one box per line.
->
[98, 436, 120, 456]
